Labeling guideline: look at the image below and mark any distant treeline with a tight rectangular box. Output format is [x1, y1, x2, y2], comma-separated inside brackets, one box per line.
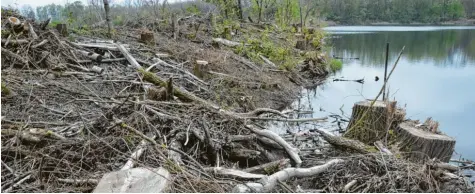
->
[318, 0, 474, 24]
[10, 0, 475, 28]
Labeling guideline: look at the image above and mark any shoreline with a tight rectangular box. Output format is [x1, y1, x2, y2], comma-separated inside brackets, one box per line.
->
[326, 19, 475, 27]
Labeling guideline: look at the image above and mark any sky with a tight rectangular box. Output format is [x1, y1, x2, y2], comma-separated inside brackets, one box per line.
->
[2, 0, 89, 8]
[1, 0, 183, 8]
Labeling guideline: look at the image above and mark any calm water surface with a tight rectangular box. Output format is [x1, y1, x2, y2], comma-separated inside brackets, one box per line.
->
[277, 26, 475, 161]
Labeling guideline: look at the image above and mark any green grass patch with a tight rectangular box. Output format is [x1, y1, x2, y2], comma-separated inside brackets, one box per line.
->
[1, 82, 11, 96]
[329, 59, 343, 72]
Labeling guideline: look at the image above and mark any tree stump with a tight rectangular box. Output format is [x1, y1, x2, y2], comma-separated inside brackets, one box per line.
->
[140, 29, 155, 45]
[344, 100, 396, 144]
[295, 40, 307, 50]
[193, 60, 209, 79]
[56, 24, 68, 36]
[396, 121, 455, 163]
[8, 17, 23, 33]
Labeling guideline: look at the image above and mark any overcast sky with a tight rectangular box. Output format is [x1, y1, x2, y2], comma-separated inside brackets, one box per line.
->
[1, 0, 182, 8]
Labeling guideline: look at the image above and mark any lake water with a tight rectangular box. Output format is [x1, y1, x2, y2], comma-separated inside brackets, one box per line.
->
[272, 26, 475, 161]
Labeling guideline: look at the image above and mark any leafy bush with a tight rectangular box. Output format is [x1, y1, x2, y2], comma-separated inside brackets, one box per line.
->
[329, 59, 343, 72]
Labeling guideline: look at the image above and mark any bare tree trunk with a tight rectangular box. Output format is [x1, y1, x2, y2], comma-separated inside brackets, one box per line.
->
[299, 0, 303, 29]
[103, 0, 112, 37]
[237, 0, 244, 20]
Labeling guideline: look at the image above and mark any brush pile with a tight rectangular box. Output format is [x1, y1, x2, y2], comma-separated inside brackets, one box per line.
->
[1, 8, 473, 193]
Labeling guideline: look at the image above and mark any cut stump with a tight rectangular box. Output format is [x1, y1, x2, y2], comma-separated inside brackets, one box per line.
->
[396, 121, 455, 163]
[295, 40, 307, 50]
[140, 29, 155, 45]
[344, 100, 396, 144]
[56, 24, 68, 36]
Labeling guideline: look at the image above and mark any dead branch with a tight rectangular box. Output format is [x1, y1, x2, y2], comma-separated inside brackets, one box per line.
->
[27, 22, 38, 39]
[259, 55, 277, 68]
[57, 178, 99, 185]
[31, 40, 48, 48]
[205, 167, 266, 179]
[212, 38, 241, 47]
[243, 159, 290, 173]
[233, 159, 344, 192]
[1, 48, 28, 65]
[315, 128, 370, 154]
[246, 125, 302, 166]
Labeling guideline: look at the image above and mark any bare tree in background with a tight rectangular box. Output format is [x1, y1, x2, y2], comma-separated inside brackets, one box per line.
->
[103, 0, 112, 37]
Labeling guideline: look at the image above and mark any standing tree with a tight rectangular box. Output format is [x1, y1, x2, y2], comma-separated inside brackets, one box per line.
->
[21, 5, 36, 20]
[103, 0, 112, 37]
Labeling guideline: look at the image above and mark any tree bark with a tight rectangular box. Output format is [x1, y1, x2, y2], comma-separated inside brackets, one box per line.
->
[103, 0, 112, 38]
[237, 0, 244, 20]
[396, 121, 455, 163]
[344, 100, 396, 145]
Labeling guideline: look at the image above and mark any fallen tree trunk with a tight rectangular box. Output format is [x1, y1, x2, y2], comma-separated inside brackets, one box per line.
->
[232, 159, 344, 192]
[396, 121, 455, 163]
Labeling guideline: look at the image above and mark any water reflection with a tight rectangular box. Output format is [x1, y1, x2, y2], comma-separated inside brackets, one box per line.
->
[275, 26, 475, 162]
[328, 28, 475, 67]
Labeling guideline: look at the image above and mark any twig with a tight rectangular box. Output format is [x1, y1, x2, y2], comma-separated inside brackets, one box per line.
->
[4, 174, 31, 193]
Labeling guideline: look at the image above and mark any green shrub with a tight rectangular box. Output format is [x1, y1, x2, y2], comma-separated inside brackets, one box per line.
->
[329, 59, 343, 72]
[49, 20, 62, 28]
[113, 15, 124, 26]
[1, 82, 11, 96]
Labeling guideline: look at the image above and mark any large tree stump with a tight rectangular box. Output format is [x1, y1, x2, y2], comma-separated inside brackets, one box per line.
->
[396, 121, 455, 163]
[56, 24, 68, 36]
[344, 100, 396, 144]
[7, 17, 23, 33]
[140, 29, 155, 45]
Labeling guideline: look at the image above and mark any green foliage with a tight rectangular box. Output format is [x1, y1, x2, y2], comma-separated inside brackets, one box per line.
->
[49, 20, 62, 28]
[319, 0, 471, 24]
[329, 59, 343, 72]
[185, 3, 201, 15]
[1, 82, 11, 96]
[234, 28, 299, 70]
[113, 15, 124, 26]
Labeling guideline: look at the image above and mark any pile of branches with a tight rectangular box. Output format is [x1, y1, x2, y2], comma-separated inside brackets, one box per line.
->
[0, 11, 331, 193]
[297, 154, 473, 193]
[2, 10, 472, 193]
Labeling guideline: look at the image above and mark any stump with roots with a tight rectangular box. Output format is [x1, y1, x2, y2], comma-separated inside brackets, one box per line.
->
[344, 100, 396, 145]
[396, 121, 455, 163]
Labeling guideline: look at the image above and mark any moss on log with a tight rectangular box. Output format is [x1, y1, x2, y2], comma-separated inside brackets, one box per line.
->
[396, 121, 455, 163]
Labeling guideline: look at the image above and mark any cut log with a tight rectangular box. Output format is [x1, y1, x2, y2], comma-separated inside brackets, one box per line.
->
[344, 100, 396, 144]
[56, 24, 68, 36]
[396, 121, 455, 163]
[140, 29, 155, 45]
[76, 49, 103, 62]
